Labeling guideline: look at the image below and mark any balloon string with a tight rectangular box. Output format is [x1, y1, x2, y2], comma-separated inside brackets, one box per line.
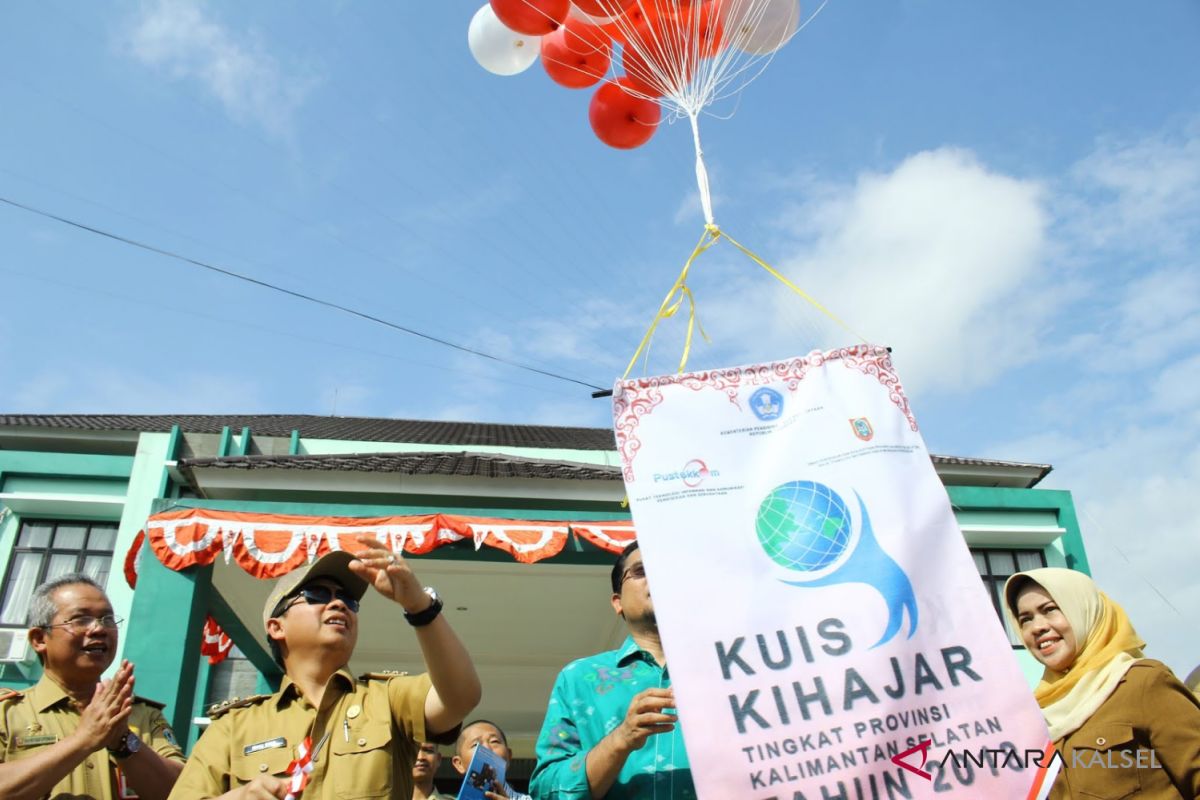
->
[717, 228, 869, 342]
[621, 225, 867, 379]
[689, 112, 715, 226]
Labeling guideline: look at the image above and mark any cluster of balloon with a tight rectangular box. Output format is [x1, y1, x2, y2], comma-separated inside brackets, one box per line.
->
[468, 0, 802, 151]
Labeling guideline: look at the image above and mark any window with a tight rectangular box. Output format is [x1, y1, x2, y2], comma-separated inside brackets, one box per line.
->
[971, 548, 1047, 646]
[0, 520, 118, 634]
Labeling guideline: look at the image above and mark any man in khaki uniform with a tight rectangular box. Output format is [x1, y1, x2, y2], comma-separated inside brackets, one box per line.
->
[0, 573, 185, 800]
[169, 536, 481, 800]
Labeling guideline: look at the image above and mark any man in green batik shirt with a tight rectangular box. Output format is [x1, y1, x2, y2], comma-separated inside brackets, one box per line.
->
[530, 542, 695, 799]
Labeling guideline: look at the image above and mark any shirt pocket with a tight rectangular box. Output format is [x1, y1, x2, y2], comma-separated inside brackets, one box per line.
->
[329, 721, 394, 799]
[232, 744, 293, 785]
[1066, 722, 1142, 800]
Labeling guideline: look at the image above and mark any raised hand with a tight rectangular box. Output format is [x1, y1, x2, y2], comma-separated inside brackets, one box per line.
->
[347, 534, 430, 614]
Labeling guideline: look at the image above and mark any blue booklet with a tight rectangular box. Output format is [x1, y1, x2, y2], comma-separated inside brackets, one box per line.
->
[456, 744, 507, 800]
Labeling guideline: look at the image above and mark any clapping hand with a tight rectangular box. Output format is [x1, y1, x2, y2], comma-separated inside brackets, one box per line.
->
[76, 659, 134, 752]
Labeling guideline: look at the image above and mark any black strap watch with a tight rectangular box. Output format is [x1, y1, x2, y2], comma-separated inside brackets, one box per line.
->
[108, 731, 142, 760]
[403, 587, 443, 627]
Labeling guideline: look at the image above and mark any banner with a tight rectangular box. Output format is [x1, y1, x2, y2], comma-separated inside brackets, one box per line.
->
[613, 345, 1057, 799]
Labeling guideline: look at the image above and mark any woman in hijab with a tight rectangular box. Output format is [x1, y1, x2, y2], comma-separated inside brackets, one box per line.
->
[1004, 567, 1200, 799]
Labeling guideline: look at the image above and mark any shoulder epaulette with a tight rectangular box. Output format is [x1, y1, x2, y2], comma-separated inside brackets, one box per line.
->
[357, 670, 410, 681]
[0, 688, 23, 703]
[133, 694, 166, 710]
[207, 693, 273, 720]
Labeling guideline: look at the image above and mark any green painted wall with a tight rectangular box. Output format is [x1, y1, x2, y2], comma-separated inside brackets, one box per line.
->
[952, 508, 1059, 527]
[105, 431, 178, 668]
[1, 476, 128, 496]
[123, 555, 212, 740]
[0, 450, 134, 479]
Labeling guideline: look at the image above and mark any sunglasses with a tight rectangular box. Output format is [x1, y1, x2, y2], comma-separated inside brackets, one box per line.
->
[278, 585, 360, 615]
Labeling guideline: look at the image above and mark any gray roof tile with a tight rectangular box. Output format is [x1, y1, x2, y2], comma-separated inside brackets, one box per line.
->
[178, 450, 621, 481]
[0, 414, 615, 450]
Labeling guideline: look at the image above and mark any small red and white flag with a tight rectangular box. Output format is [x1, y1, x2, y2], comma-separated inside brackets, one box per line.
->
[283, 735, 318, 800]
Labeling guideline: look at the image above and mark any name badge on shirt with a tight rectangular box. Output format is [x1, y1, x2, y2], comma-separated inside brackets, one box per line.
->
[244, 737, 287, 755]
[15, 734, 58, 748]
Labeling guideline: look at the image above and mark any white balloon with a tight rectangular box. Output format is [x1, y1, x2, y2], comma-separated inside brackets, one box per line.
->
[719, 0, 801, 56]
[467, 4, 540, 76]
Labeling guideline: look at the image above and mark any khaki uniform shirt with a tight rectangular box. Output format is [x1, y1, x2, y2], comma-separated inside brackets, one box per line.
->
[1051, 660, 1200, 799]
[0, 675, 184, 800]
[170, 669, 446, 800]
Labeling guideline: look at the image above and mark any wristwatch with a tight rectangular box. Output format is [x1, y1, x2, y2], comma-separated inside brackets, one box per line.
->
[403, 587, 443, 627]
[108, 731, 143, 760]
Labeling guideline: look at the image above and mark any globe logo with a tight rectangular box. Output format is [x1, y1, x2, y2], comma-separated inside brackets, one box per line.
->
[756, 480, 853, 574]
[754, 479, 920, 647]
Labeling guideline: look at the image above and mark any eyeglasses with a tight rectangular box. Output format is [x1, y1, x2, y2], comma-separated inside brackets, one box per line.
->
[620, 564, 647, 586]
[44, 615, 123, 634]
[278, 585, 360, 615]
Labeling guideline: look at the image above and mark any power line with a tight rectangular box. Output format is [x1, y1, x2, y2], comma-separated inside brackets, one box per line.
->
[0, 196, 606, 392]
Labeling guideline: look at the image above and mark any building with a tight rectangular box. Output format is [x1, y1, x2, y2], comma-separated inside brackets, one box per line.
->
[0, 413, 1089, 786]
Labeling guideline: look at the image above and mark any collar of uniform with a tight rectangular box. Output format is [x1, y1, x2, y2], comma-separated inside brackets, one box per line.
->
[616, 635, 651, 667]
[274, 667, 357, 709]
[30, 673, 76, 713]
[615, 635, 670, 678]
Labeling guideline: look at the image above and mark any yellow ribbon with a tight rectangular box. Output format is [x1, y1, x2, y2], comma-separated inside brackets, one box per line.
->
[620, 225, 720, 380]
[621, 224, 867, 381]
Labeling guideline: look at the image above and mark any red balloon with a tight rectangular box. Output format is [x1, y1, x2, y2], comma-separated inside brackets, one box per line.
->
[572, 0, 636, 17]
[489, 0, 571, 36]
[589, 76, 662, 149]
[600, 1, 663, 47]
[541, 17, 612, 89]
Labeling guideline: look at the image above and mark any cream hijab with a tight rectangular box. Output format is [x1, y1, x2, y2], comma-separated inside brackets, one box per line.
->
[1004, 568, 1145, 741]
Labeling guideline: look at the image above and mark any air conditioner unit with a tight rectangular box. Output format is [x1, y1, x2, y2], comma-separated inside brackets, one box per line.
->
[0, 629, 30, 663]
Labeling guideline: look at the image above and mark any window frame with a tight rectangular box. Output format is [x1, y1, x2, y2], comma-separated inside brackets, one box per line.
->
[0, 519, 119, 633]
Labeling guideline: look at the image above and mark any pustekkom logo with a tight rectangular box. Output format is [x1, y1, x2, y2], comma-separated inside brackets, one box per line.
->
[653, 459, 718, 487]
[754, 480, 918, 647]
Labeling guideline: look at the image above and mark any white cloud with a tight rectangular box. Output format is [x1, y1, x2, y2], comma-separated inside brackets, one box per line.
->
[124, 0, 317, 136]
[1060, 266, 1200, 374]
[668, 148, 1054, 396]
[1068, 121, 1200, 257]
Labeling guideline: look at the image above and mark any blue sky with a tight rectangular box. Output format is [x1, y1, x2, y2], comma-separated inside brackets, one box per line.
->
[2, 2, 1198, 676]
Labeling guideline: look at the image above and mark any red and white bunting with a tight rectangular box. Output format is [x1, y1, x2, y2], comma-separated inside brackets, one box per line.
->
[128, 508, 637, 583]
